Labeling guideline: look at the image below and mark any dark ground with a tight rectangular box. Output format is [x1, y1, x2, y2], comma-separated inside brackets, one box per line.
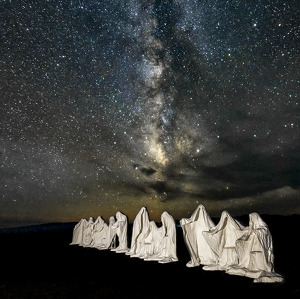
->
[0, 215, 299, 299]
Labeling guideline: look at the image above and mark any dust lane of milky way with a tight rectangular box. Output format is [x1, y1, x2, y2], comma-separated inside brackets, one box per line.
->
[0, 0, 299, 227]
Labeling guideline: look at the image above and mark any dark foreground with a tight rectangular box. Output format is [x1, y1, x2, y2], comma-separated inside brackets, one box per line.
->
[0, 215, 299, 299]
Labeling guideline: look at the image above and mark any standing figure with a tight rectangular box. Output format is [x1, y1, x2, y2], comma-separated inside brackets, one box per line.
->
[127, 207, 150, 257]
[111, 211, 129, 253]
[70, 218, 88, 245]
[227, 213, 284, 283]
[108, 216, 117, 250]
[202, 211, 245, 271]
[180, 205, 217, 267]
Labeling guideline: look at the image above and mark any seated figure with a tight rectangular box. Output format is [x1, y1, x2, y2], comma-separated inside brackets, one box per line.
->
[145, 211, 178, 263]
[89, 216, 106, 248]
[202, 211, 245, 271]
[226, 213, 284, 283]
[81, 217, 95, 247]
[139, 221, 163, 259]
[180, 205, 217, 267]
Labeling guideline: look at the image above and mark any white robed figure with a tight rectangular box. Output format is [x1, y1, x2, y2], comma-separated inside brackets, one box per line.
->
[70, 218, 88, 245]
[89, 216, 106, 248]
[107, 216, 117, 250]
[127, 207, 150, 257]
[145, 211, 178, 263]
[180, 204, 217, 267]
[202, 211, 245, 271]
[140, 221, 163, 259]
[111, 211, 129, 253]
[81, 217, 95, 247]
[226, 213, 284, 283]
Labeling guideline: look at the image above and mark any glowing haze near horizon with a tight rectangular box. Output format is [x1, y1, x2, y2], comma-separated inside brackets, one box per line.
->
[1, 0, 299, 227]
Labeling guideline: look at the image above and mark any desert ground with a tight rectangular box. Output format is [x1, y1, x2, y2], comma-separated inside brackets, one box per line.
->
[0, 215, 299, 298]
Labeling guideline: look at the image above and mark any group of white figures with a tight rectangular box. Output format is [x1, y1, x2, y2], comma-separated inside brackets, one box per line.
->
[70, 205, 284, 283]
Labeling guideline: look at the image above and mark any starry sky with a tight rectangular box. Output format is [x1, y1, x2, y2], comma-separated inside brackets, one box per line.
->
[0, 0, 299, 228]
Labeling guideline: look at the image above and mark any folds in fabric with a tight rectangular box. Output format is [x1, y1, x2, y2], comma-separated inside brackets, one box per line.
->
[70, 218, 88, 245]
[127, 207, 150, 257]
[180, 205, 217, 267]
[226, 213, 284, 283]
[202, 211, 245, 271]
[111, 211, 129, 253]
[145, 211, 178, 263]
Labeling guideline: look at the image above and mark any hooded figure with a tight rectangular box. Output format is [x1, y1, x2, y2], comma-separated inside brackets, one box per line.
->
[226, 213, 284, 283]
[180, 205, 217, 267]
[127, 207, 150, 257]
[81, 217, 94, 247]
[145, 211, 178, 263]
[202, 211, 245, 271]
[111, 211, 129, 253]
[140, 221, 163, 259]
[70, 218, 88, 245]
[108, 216, 117, 250]
[89, 216, 106, 248]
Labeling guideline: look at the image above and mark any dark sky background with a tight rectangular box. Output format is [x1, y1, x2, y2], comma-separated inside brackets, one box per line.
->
[0, 0, 299, 228]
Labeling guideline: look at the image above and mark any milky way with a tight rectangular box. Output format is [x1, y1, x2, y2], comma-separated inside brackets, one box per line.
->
[0, 0, 299, 227]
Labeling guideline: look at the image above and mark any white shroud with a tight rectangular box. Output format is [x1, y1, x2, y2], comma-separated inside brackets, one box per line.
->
[145, 211, 178, 263]
[202, 211, 245, 271]
[107, 216, 117, 250]
[127, 207, 150, 257]
[70, 218, 88, 245]
[111, 211, 129, 253]
[180, 204, 217, 267]
[81, 217, 94, 247]
[89, 216, 106, 248]
[140, 221, 163, 259]
[226, 213, 284, 283]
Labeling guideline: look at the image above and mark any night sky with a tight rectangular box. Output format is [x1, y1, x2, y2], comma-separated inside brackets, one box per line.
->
[1, 0, 299, 228]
